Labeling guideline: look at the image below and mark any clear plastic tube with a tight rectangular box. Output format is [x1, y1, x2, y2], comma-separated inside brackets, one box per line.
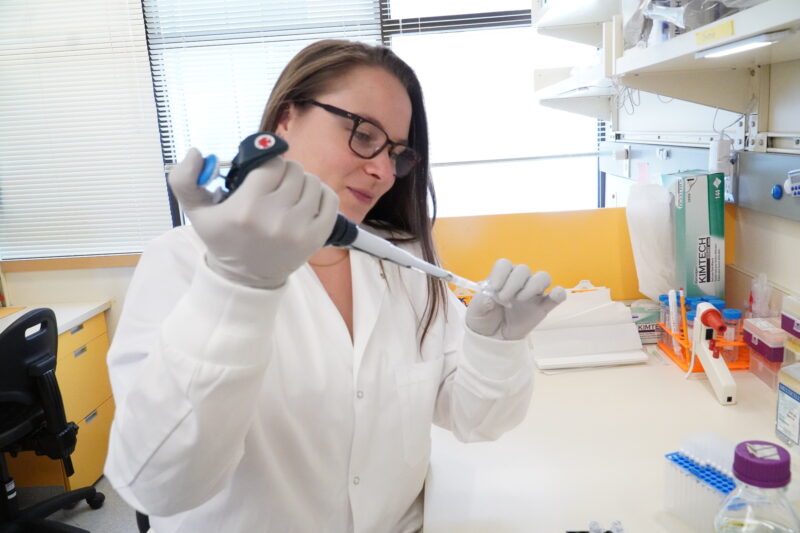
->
[446, 274, 508, 308]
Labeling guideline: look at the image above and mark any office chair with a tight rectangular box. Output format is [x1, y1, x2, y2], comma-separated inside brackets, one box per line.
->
[0, 307, 105, 532]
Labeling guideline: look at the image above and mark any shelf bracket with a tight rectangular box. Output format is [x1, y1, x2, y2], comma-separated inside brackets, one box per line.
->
[615, 68, 754, 113]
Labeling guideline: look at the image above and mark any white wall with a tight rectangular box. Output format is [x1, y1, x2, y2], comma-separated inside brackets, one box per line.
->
[615, 60, 800, 314]
[5, 266, 136, 337]
[726, 207, 800, 316]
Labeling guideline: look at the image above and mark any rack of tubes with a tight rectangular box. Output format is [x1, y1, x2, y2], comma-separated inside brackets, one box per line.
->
[657, 322, 749, 373]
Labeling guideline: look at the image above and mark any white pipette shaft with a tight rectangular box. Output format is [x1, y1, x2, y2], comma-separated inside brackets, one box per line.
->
[347, 227, 502, 302]
[349, 228, 469, 285]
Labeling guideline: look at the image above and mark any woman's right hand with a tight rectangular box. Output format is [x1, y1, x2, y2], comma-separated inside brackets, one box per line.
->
[168, 148, 339, 289]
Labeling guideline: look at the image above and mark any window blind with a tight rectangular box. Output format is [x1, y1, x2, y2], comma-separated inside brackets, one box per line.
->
[143, 0, 382, 167]
[0, 0, 172, 260]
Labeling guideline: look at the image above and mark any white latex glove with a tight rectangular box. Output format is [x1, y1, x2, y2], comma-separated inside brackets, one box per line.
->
[466, 259, 566, 341]
[168, 148, 339, 289]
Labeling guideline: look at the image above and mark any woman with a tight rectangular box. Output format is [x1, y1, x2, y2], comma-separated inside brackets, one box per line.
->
[105, 39, 565, 533]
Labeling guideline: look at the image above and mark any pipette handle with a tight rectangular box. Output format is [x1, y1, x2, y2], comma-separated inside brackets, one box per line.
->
[196, 132, 358, 249]
[326, 215, 358, 247]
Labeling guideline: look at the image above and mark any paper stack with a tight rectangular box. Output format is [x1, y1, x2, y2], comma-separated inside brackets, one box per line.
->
[530, 281, 648, 370]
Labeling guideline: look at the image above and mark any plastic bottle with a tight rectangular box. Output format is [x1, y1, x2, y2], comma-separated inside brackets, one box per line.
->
[749, 273, 772, 318]
[722, 308, 743, 363]
[714, 440, 800, 532]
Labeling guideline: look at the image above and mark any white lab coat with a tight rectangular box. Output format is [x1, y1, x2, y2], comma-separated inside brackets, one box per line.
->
[104, 225, 534, 533]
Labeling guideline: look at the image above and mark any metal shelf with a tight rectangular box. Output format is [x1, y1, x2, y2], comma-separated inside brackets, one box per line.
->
[535, 63, 615, 120]
[533, 18, 618, 120]
[615, 0, 800, 112]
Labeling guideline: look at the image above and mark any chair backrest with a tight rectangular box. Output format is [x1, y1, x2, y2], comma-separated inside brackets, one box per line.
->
[0, 308, 77, 471]
[0, 308, 59, 405]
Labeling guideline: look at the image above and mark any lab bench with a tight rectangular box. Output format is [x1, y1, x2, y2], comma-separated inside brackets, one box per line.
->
[1, 302, 114, 492]
[423, 350, 787, 532]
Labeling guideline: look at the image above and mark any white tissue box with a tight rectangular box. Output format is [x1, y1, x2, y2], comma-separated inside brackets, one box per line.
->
[665, 170, 725, 299]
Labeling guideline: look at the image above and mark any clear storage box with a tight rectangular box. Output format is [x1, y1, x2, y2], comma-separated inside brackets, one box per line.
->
[750, 349, 782, 389]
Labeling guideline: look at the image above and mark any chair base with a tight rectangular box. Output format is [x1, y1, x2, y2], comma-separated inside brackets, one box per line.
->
[1, 486, 104, 533]
[0, 517, 90, 532]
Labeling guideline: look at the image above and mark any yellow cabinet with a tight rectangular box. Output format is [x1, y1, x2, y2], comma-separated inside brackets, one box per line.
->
[4, 305, 114, 490]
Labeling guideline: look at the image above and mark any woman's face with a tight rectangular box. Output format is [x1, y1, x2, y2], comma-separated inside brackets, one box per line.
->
[275, 65, 412, 224]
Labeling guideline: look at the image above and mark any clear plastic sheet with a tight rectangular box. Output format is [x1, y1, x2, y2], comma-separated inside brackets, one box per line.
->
[622, 0, 757, 50]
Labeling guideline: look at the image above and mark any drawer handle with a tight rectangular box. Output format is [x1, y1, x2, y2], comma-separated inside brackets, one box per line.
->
[70, 324, 84, 335]
[85, 410, 98, 424]
[73, 346, 88, 358]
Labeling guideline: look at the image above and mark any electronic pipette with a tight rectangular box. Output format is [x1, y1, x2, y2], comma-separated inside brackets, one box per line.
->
[688, 302, 737, 405]
[194, 132, 498, 299]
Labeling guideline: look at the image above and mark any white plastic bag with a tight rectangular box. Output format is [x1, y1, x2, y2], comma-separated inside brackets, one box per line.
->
[625, 184, 676, 301]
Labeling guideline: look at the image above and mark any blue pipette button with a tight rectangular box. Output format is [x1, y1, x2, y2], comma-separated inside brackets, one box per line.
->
[197, 154, 219, 186]
[772, 184, 783, 200]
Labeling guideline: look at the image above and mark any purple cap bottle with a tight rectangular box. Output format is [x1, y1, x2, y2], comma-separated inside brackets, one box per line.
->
[715, 440, 800, 532]
[732, 440, 791, 488]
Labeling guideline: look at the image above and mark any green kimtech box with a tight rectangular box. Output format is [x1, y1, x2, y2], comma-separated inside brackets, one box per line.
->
[666, 170, 725, 299]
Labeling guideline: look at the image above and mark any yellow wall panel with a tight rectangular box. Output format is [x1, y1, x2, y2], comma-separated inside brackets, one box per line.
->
[434, 205, 738, 302]
[434, 208, 642, 301]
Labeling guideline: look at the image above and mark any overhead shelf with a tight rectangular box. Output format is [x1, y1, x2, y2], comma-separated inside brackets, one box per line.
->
[535, 64, 615, 120]
[533, 0, 620, 47]
[533, 18, 618, 120]
[616, 0, 800, 75]
[614, 0, 800, 112]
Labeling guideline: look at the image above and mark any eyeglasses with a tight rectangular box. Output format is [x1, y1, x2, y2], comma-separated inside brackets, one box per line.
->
[304, 100, 420, 178]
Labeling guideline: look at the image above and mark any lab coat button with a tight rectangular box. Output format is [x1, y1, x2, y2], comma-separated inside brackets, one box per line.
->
[356, 390, 364, 399]
[353, 476, 360, 485]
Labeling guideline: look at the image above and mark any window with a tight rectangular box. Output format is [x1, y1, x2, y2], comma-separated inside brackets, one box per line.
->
[1, 1, 603, 261]
[144, 0, 382, 166]
[0, 0, 172, 260]
[146, 0, 601, 220]
[384, 2, 601, 217]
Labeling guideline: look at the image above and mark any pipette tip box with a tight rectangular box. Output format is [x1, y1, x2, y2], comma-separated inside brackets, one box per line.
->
[781, 295, 800, 340]
[664, 450, 736, 531]
[744, 317, 788, 362]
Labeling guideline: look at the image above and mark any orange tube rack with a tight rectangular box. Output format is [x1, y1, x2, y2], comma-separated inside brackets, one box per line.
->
[657, 322, 749, 373]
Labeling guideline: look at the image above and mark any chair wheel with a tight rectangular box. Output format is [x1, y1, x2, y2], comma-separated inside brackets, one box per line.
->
[87, 491, 105, 510]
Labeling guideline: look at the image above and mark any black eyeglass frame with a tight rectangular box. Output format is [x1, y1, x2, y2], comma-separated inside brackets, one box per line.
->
[302, 99, 420, 177]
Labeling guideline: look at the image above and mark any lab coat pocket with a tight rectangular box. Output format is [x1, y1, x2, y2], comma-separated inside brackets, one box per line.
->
[394, 358, 443, 467]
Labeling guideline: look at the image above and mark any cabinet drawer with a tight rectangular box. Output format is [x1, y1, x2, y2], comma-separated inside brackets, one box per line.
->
[57, 333, 112, 424]
[67, 396, 115, 490]
[57, 313, 106, 359]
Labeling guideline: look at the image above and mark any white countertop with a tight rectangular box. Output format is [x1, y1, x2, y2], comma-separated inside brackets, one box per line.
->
[0, 301, 111, 335]
[424, 348, 788, 532]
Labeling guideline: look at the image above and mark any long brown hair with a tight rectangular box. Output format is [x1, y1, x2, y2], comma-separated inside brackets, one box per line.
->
[260, 39, 446, 346]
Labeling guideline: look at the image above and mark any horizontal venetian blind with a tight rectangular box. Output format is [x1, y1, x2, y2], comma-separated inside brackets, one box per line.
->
[0, 0, 172, 260]
[143, 0, 382, 166]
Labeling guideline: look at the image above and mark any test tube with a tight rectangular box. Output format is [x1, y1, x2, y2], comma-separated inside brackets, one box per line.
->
[668, 290, 682, 354]
[685, 297, 701, 311]
[687, 311, 696, 346]
[722, 308, 743, 363]
[659, 294, 669, 344]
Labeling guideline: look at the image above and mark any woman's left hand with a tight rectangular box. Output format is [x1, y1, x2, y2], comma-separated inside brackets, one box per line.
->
[465, 259, 566, 341]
